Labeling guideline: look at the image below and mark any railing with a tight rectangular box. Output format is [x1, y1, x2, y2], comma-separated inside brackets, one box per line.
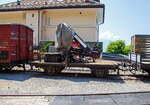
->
[129, 53, 141, 71]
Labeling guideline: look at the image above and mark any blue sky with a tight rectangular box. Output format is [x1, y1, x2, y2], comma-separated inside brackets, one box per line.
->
[100, 0, 150, 50]
[0, 0, 16, 4]
[0, 0, 150, 51]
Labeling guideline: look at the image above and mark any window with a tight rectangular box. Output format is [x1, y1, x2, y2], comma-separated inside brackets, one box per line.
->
[46, 16, 50, 26]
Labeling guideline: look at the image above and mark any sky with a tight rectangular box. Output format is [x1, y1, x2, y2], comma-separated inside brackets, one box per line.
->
[0, 0, 16, 4]
[99, 0, 150, 50]
[0, 0, 150, 51]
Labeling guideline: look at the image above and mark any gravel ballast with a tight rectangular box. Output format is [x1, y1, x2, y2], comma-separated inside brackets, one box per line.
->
[0, 71, 150, 95]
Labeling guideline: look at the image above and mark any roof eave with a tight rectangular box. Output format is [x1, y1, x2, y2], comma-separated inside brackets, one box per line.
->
[0, 4, 104, 12]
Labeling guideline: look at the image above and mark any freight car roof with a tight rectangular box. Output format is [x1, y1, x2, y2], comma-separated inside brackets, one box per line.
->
[0, 24, 33, 31]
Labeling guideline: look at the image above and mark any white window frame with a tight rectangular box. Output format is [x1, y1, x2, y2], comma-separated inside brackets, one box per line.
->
[45, 16, 51, 26]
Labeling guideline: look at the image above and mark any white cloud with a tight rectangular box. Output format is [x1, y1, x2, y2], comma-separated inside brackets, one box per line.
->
[99, 31, 120, 41]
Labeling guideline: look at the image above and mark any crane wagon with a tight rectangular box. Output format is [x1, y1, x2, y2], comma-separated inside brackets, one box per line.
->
[31, 23, 118, 77]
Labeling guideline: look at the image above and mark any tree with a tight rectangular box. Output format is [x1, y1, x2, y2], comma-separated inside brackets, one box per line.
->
[123, 45, 131, 55]
[106, 40, 130, 55]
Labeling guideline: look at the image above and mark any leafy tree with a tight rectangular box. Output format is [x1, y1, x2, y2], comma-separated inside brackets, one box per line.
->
[106, 40, 126, 54]
[123, 45, 131, 55]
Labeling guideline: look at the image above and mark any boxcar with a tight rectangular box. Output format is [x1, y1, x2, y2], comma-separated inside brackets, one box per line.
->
[0, 24, 33, 70]
[131, 35, 150, 74]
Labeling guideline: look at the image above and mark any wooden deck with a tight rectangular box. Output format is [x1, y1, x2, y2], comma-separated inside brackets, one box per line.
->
[142, 62, 150, 65]
[31, 60, 118, 69]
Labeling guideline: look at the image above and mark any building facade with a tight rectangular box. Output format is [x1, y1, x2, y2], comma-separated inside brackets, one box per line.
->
[0, 0, 105, 46]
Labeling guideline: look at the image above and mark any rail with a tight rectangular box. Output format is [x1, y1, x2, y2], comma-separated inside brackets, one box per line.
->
[0, 91, 150, 97]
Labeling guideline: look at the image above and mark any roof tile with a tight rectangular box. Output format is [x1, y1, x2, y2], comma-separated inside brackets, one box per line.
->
[0, 0, 103, 11]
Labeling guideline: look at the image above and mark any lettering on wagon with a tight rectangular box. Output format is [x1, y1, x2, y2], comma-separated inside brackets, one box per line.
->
[11, 37, 19, 40]
[0, 42, 8, 46]
[0, 46, 6, 48]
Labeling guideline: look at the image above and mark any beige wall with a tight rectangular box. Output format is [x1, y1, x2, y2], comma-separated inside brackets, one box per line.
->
[0, 11, 39, 46]
[25, 11, 39, 46]
[0, 12, 26, 24]
[0, 8, 104, 45]
[41, 9, 97, 42]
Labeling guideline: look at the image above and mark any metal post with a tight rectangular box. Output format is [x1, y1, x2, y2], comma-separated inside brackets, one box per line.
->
[131, 36, 132, 53]
[136, 54, 138, 71]
[134, 36, 136, 54]
[130, 53, 131, 63]
[38, 10, 40, 46]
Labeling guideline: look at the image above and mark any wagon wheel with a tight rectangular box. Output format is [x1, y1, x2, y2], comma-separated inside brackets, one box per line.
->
[0, 67, 3, 71]
[45, 66, 65, 75]
[55, 66, 65, 74]
[143, 69, 150, 75]
[5, 67, 12, 72]
[91, 67, 109, 78]
[147, 71, 150, 75]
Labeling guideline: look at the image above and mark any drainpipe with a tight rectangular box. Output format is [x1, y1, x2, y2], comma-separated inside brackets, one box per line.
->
[97, 6, 105, 42]
[97, 22, 103, 42]
[38, 10, 41, 61]
[38, 10, 40, 46]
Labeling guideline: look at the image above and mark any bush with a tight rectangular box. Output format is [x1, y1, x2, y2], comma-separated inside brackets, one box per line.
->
[40, 42, 53, 52]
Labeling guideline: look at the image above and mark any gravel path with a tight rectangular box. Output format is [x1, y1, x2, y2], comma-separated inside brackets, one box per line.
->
[0, 71, 150, 95]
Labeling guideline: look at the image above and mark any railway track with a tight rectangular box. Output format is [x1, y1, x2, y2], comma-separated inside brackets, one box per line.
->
[0, 91, 150, 97]
[50, 73, 150, 81]
[0, 68, 150, 99]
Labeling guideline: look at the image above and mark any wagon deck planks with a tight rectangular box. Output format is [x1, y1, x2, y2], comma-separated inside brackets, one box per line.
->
[31, 59, 118, 69]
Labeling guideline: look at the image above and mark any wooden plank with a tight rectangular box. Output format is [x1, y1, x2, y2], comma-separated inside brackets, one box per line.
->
[135, 44, 150, 48]
[142, 62, 150, 64]
[135, 35, 150, 38]
[136, 40, 150, 43]
[141, 55, 150, 58]
[135, 49, 150, 53]
[142, 60, 150, 62]
[31, 60, 118, 68]
[136, 38, 150, 41]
